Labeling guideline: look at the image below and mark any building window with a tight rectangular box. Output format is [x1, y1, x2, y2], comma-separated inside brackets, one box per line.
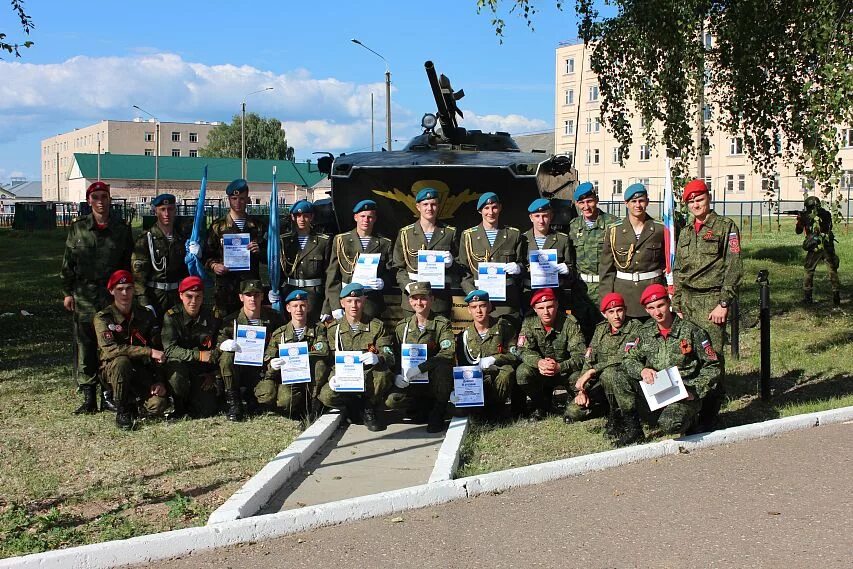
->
[704, 176, 713, 193]
[842, 128, 853, 148]
[726, 175, 735, 193]
[564, 120, 575, 136]
[729, 137, 744, 155]
[144, 149, 154, 156]
[704, 32, 713, 49]
[703, 105, 712, 122]
[145, 132, 154, 142]
[171, 131, 181, 142]
[565, 58, 575, 74]
[840, 170, 853, 191]
[737, 174, 746, 192]
[639, 144, 651, 161]
[565, 89, 574, 105]
[612, 179, 623, 195]
[189, 132, 199, 143]
[189, 149, 198, 157]
[565, 151, 574, 165]
[800, 177, 815, 193]
[586, 117, 593, 134]
[612, 147, 623, 164]
[171, 149, 181, 157]
[584, 148, 600, 165]
[588, 85, 599, 102]
[638, 178, 650, 189]
[592, 180, 600, 192]
[762, 175, 780, 195]
[640, 116, 648, 128]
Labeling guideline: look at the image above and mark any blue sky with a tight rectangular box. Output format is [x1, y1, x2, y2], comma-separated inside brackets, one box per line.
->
[0, 0, 588, 183]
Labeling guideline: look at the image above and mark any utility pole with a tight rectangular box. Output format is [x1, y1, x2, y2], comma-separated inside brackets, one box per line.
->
[352, 39, 392, 151]
[695, 20, 706, 180]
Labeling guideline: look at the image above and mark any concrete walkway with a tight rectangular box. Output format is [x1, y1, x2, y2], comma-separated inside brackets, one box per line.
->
[149, 422, 852, 569]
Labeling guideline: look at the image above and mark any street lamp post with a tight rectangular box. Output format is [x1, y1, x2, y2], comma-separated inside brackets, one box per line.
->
[133, 105, 160, 193]
[351, 39, 392, 151]
[241, 87, 275, 179]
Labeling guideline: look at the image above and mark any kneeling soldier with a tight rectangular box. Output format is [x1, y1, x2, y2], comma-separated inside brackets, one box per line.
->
[161, 276, 221, 419]
[623, 284, 721, 436]
[318, 283, 395, 431]
[94, 270, 168, 430]
[385, 282, 455, 433]
[261, 290, 330, 418]
[217, 280, 285, 421]
[516, 288, 586, 421]
[456, 290, 520, 419]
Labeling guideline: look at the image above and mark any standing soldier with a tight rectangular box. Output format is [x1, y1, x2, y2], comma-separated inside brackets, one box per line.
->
[261, 290, 330, 419]
[94, 270, 169, 430]
[132, 193, 188, 320]
[61, 181, 134, 414]
[161, 276, 221, 419]
[515, 289, 586, 421]
[392, 188, 459, 318]
[458, 193, 524, 321]
[796, 195, 841, 306]
[278, 200, 332, 324]
[567, 181, 619, 340]
[325, 200, 393, 321]
[672, 179, 743, 430]
[205, 179, 268, 318]
[519, 198, 572, 310]
[600, 183, 666, 319]
[319, 283, 395, 431]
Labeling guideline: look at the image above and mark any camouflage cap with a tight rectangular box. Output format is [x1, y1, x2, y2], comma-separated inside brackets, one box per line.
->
[239, 279, 264, 294]
[405, 281, 432, 297]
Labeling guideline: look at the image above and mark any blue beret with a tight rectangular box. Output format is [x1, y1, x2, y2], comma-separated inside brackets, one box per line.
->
[353, 199, 377, 214]
[476, 192, 500, 211]
[290, 200, 313, 215]
[151, 193, 176, 207]
[340, 282, 365, 299]
[464, 289, 490, 304]
[226, 179, 249, 196]
[416, 188, 439, 203]
[624, 183, 648, 201]
[573, 182, 596, 202]
[528, 198, 551, 213]
[285, 289, 309, 304]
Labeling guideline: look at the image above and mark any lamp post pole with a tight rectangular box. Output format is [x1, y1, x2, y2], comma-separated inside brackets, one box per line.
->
[133, 105, 159, 193]
[352, 39, 391, 151]
[241, 87, 275, 179]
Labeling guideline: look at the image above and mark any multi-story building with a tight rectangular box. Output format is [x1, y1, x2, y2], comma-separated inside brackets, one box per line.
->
[41, 119, 219, 201]
[555, 40, 853, 206]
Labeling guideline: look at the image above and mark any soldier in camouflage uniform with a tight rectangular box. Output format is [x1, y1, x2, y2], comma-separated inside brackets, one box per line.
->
[161, 276, 221, 419]
[217, 280, 285, 421]
[61, 181, 134, 414]
[456, 290, 520, 419]
[392, 188, 459, 318]
[205, 179, 268, 318]
[519, 198, 573, 310]
[515, 289, 586, 421]
[318, 283, 395, 432]
[385, 282, 455, 433]
[132, 194, 189, 321]
[94, 271, 169, 430]
[261, 290, 330, 419]
[325, 200, 393, 322]
[277, 200, 332, 324]
[622, 284, 721, 436]
[567, 182, 619, 341]
[796, 195, 841, 306]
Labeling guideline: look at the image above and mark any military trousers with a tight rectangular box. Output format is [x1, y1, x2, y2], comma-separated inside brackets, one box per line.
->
[655, 397, 703, 436]
[317, 365, 393, 410]
[385, 361, 453, 412]
[515, 362, 572, 399]
[564, 379, 608, 422]
[255, 359, 330, 417]
[101, 356, 169, 416]
[570, 281, 603, 343]
[599, 366, 641, 414]
[481, 364, 515, 413]
[804, 248, 840, 293]
[73, 308, 100, 387]
[218, 352, 264, 392]
[162, 361, 220, 417]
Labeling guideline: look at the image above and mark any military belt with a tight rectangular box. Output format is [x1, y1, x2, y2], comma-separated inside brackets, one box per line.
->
[615, 269, 662, 282]
[146, 281, 180, 291]
[580, 273, 599, 283]
[286, 277, 322, 287]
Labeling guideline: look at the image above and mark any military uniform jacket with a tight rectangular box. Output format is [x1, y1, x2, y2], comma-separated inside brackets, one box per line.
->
[60, 214, 134, 309]
[263, 321, 329, 381]
[457, 317, 520, 367]
[132, 223, 189, 306]
[672, 211, 743, 310]
[519, 228, 573, 290]
[582, 318, 642, 374]
[599, 216, 666, 317]
[394, 314, 456, 373]
[328, 317, 395, 371]
[458, 225, 523, 294]
[216, 307, 285, 361]
[568, 210, 619, 279]
[161, 304, 220, 364]
[204, 214, 268, 280]
[392, 222, 460, 305]
[94, 304, 161, 363]
[517, 313, 586, 374]
[280, 231, 333, 313]
[325, 229, 393, 312]
[622, 315, 720, 399]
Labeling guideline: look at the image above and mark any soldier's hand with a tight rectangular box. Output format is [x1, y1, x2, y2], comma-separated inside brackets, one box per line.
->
[443, 253, 453, 267]
[479, 356, 497, 370]
[219, 339, 240, 353]
[198, 350, 212, 363]
[150, 383, 167, 397]
[270, 357, 285, 371]
[504, 262, 521, 275]
[63, 296, 75, 312]
[575, 369, 595, 391]
[641, 368, 657, 384]
[150, 349, 166, 363]
[213, 262, 229, 275]
[574, 391, 589, 408]
[709, 304, 728, 325]
[556, 262, 570, 275]
[359, 351, 380, 366]
[331, 309, 344, 320]
[247, 241, 260, 254]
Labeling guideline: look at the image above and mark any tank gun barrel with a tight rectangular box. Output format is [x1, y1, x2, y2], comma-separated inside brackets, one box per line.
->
[425, 60, 462, 143]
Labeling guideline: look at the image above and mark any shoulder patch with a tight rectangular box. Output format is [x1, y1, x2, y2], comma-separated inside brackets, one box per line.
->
[624, 337, 639, 352]
[440, 339, 453, 349]
[382, 345, 394, 355]
[701, 339, 718, 360]
[314, 341, 324, 351]
[516, 334, 526, 347]
[102, 330, 113, 342]
[728, 232, 740, 254]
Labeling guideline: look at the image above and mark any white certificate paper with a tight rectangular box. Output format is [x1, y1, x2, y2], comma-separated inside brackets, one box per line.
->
[333, 350, 365, 392]
[417, 251, 449, 289]
[529, 249, 559, 289]
[639, 366, 689, 411]
[452, 366, 485, 407]
[352, 253, 381, 288]
[477, 262, 506, 302]
[278, 342, 311, 384]
[234, 324, 266, 366]
[401, 343, 429, 384]
[223, 233, 251, 271]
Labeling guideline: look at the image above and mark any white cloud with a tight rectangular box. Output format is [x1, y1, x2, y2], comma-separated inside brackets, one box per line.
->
[459, 109, 550, 135]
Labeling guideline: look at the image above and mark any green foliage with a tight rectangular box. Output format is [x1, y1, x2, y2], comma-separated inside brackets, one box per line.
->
[1, 1, 35, 58]
[0, 505, 83, 557]
[200, 113, 296, 162]
[165, 493, 204, 521]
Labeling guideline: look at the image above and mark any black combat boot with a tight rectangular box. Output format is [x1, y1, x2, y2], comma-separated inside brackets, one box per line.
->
[115, 404, 134, 430]
[100, 387, 118, 412]
[224, 389, 244, 422]
[73, 385, 97, 415]
[833, 291, 841, 307]
[616, 412, 646, 447]
[362, 406, 386, 432]
[527, 394, 548, 422]
[166, 398, 186, 422]
[426, 402, 446, 433]
[603, 407, 625, 441]
[309, 397, 326, 421]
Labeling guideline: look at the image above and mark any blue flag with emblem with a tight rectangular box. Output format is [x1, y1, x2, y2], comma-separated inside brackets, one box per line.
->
[267, 166, 283, 313]
[662, 157, 676, 295]
[185, 165, 211, 285]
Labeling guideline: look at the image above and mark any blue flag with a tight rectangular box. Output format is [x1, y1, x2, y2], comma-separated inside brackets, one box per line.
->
[185, 165, 211, 285]
[267, 166, 283, 313]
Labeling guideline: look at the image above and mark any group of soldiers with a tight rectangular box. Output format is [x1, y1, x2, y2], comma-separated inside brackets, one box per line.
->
[62, 175, 748, 444]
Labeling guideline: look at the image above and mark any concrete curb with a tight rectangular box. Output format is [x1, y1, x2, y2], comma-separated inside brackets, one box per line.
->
[207, 412, 342, 524]
[3, 405, 852, 569]
[428, 416, 469, 483]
